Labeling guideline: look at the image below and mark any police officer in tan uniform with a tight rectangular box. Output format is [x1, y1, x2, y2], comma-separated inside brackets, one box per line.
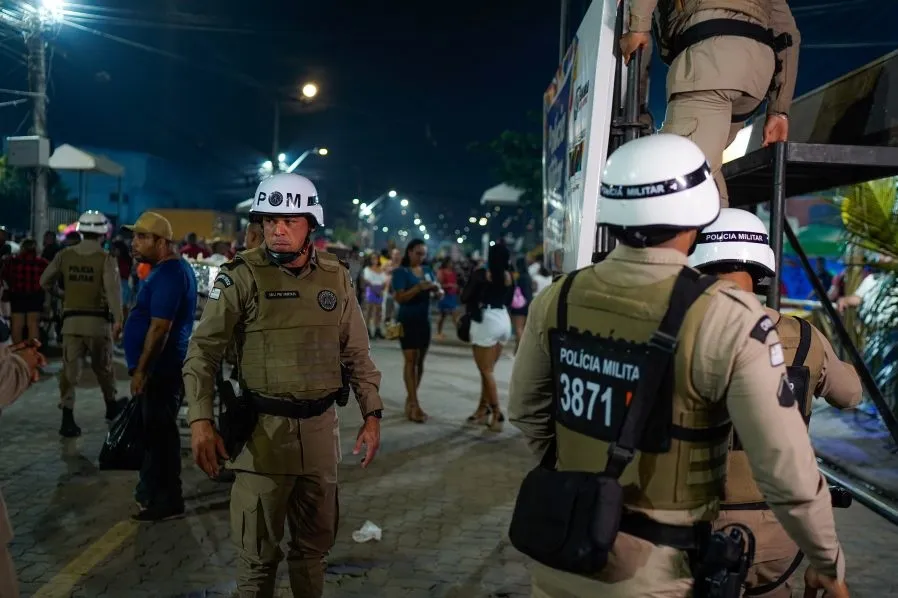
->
[621, 0, 800, 206]
[183, 173, 383, 598]
[508, 135, 848, 597]
[689, 208, 861, 597]
[0, 340, 45, 598]
[40, 210, 123, 437]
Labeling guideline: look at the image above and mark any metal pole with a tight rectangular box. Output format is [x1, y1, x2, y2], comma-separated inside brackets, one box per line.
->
[766, 142, 786, 310]
[623, 48, 642, 144]
[784, 220, 898, 447]
[27, 30, 48, 239]
[271, 101, 280, 174]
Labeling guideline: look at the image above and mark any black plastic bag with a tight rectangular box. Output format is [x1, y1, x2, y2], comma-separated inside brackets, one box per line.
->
[98, 395, 145, 471]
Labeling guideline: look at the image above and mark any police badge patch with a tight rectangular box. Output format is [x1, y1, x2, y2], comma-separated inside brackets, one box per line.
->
[215, 273, 234, 288]
[318, 290, 338, 311]
[749, 315, 774, 343]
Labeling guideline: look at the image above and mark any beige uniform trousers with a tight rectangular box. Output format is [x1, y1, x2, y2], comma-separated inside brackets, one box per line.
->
[659, 9, 776, 206]
[230, 409, 341, 598]
[715, 509, 799, 597]
[530, 532, 694, 598]
[0, 491, 18, 598]
[59, 334, 117, 409]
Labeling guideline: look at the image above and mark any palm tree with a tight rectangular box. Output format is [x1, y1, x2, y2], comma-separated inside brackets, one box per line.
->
[837, 177, 898, 415]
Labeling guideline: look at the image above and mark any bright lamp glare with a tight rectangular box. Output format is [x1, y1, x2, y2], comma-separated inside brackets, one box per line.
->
[400, 199, 409, 207]
[456, 237, 464, 244]
[388, 190, 397, 198]
[317, 148, 328, 156]
[301, 83, 318, 99]
[278, 153, 286, 163]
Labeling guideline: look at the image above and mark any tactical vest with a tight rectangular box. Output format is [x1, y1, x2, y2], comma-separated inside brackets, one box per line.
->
[549, 266, 733, 511]
[59, 247, 111, 320]
[723, 315, 824, 507]
[234, 248, 345, 398]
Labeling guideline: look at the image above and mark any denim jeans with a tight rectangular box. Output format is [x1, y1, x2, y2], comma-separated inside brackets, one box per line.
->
[134, 371, 184, 509]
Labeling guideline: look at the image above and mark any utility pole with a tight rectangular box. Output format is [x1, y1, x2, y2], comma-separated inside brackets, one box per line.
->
[26, 22, 49, 238]
[271, 101, 280, 174]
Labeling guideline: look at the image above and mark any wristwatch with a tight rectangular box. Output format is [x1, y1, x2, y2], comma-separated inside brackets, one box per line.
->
[365, 409, 383, 420]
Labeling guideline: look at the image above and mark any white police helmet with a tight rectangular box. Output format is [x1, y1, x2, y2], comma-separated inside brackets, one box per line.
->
[76, 210, 109, 236]
[598, 134, 720, 228]
[250, 173, 323, 228]
[688, 208, 776, 277]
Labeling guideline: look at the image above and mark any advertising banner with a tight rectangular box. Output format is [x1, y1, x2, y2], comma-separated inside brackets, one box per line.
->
[543, 0, 620, 273]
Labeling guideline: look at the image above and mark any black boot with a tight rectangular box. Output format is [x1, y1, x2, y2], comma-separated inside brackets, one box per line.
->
[59, 407, 82, 438]
[104, 398, 124, 422]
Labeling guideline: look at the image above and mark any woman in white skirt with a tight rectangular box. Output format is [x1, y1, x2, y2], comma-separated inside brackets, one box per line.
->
[460, 243, 514, 431]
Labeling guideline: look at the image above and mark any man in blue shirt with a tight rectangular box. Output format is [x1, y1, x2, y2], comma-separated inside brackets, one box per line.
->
[122, 212, 197, 522]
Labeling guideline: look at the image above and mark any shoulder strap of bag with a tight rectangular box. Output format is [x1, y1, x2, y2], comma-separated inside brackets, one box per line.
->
[537, 267, 588, 468]
[792, 316, 812, 368]
[603, 267, 718, 479]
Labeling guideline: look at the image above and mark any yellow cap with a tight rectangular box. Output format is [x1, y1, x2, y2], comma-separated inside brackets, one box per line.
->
[122, 212, 173, 241]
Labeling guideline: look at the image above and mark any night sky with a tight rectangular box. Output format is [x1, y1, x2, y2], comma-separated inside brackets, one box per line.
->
[0, 0, 894, 241]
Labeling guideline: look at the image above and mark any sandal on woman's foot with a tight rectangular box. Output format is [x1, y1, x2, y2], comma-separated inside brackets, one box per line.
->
[466, 404, 491, 424]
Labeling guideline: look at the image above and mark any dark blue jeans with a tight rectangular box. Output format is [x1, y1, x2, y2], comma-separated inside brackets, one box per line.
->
[134, 371, 184, 509]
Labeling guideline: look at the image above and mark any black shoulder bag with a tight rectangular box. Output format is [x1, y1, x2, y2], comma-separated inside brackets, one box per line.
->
[508, 267, 717, 574]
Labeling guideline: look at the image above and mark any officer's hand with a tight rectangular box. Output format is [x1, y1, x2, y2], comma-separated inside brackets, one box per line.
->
[112, 322, 122, 341]
[12, 342, 46, 382]
[762, 114, 789, 146]
[353, 416, 380, 468]
[191, 419, 229, 478]
[803, 566, 849, 598]
[620, 32, 650, 65]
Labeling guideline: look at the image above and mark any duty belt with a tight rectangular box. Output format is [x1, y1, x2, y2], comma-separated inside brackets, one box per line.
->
[62, 308, 112, 322]
[249, 392, 336, 420]
[619, 511, 711, 552]
[661, 19, 794, 123]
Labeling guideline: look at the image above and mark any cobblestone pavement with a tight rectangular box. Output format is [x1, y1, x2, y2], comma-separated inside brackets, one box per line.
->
[1, 341, 896, 597]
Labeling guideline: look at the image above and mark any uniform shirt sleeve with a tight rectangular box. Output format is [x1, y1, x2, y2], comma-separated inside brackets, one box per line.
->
[0, 348, 32, 410]
[338, 266, 383, 417]
[103, 255, 124, 327]
[814, 327, 863, 409]
[182, 264, 249, 424]
[508, 281, 558, 457]
[693, 288, 845, 580]
[766, 0, 801, 116]
[628, 0, 658, 32]
[39, 251, 62, 292]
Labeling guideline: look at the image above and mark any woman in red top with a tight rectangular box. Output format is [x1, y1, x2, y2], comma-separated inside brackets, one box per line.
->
[435, 257, 460, 339]
[1, 239, 49, 344]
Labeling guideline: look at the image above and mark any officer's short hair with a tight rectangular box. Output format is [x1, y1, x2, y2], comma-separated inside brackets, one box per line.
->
[609, 225, 684, 248]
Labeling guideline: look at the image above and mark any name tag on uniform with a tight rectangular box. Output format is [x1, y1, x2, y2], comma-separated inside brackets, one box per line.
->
[265, 290, 299, 299]
[550, 331, 643, 442]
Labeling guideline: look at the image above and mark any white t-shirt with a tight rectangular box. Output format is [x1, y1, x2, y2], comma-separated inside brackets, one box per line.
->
[363, 267, 387, 288]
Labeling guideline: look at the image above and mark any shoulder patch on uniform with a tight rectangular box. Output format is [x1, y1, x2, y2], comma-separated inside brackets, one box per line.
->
[769, 342, 785, 367]
[209, 287, 221, 300]
[777, 372, 795, 407]
[219, 256, 245, 272]
[214, 273, 234, 288]
[749, 315, 775, 343]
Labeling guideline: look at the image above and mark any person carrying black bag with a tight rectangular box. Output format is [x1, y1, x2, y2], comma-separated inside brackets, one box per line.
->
[506, 135, 848, 598]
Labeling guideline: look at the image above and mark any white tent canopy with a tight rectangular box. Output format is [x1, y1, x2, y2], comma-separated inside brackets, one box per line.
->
[480, 183, 524, 205]
[49, 143, 124, 177]
[236, 197, 253, 213]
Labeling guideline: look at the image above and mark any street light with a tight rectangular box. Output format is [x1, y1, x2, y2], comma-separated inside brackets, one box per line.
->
[469, 217, 477, 224]
[301, 82, 318, 99]
[424, 234, 430, 240]
[478, 217, 488, 226]
[285, 147, 329, 173]
[317, 148, 328, 156]
[457, 237, 464, 244]
[400, 198, 409, 207]
[388, 190, 398, 198]
[418, 224, 426, 232]
[40, 0, 65, 21]
[413, 218, 421, 225]
[352, 198, 360, 205]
